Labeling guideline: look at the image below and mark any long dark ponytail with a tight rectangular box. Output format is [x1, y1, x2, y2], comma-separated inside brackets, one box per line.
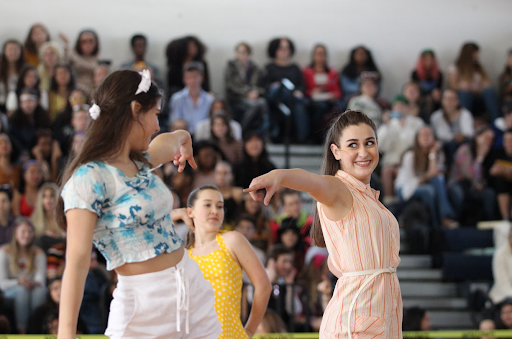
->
[310, 109, 377, 247]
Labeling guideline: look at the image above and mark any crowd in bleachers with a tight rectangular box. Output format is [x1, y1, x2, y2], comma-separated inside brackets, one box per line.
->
[1, 22, 512, 335]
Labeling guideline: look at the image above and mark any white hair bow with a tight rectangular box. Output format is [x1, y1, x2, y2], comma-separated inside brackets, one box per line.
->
[89, 104, 101, 120]
[135, 69, 151, 95]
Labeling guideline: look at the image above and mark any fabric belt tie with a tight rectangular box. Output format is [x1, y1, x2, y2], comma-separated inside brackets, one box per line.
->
[344, 267, 397, 339]
[175, 267, 190, 334]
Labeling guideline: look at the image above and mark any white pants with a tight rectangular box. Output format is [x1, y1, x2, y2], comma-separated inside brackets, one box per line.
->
[105, 252, 221, 339]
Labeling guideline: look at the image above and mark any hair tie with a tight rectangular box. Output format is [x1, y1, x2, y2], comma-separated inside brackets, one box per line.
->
[135, 69, 151, 95]
[89, 103, 101, 120]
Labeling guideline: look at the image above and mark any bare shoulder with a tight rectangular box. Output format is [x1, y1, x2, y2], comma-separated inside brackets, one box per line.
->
[221, 230, 247, 245]
[34, 246, 45, 256]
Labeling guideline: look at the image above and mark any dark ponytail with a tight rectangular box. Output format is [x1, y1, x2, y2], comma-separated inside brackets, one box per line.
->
[310, 109, 377, 247]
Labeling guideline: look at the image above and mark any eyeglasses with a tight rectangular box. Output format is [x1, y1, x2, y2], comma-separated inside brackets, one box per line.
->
[80, 39, 95, 44]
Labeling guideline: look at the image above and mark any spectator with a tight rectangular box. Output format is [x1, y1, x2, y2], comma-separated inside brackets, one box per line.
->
[0, 134, 21, 189]
[448, 42, 500, 122]
[499, 49, 512, 111]
[12, 160, 44, 218]
[298, 253, 332, 331]
[395, 126, 459, 228]
[30, 129, 62, 182]
[215, 161, 243, 225]
[52, 88, 88, 139]
[430, 88, 474, 167]
[276, 217, 306, 275]
[37, 41, 63, 92]
[347, 76, 389, 128]
[8, 87, 51, 151]
[48, 64, 75, 121]
[0, 217, 46, 333]
[0, 40, 25, 112]
[234, 214, 266, 271]
[378, 94, 424, 204]
[496, 299, 512, 329]
[448, 126, 497, 223]
[57, 104, 89, 157]
[167, 163, 194, 209]
[6, 65, 49, 114]
[27, 276, 88, 334]
[239, 193, 273, 252]
[210, 112, 243, 165]
[23, 24, 50, 67]
[0, 186, 15, 246]
[488, 129, 512, 220]
[120, 34, 162, 87]
[493, 104, 512, 149]
[166, 36, 210, 96]
[92, 62, 109, 92]
[266, 244, 303, 329]
[31, 183, 64, 250]
[234, 132, 276, 190]
[66, 29, 100, 94]
[339, 45, 381, 108]
[265, 37, 309, 143]
[80, 250, 108, 334]
[489, 229, 512, 306]
[402, 81, 428, 123]
[411, 49, 443, 117]
[225, 42, 268, 136]
[479, 318, 495, 339]
[402, 306, 431, 331]
[194, 99, 242, 141]
[255, 309, 288, 335]
[191, 140, 222, 189]
[303, 44, 342, 142]
[271, 189, 313, 243]
[168, 61, 214, 134]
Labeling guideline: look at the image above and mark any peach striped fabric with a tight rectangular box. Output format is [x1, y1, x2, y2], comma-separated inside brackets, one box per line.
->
[318, 170, 402, 338]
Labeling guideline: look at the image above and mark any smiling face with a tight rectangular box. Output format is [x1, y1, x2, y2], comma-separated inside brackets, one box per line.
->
[24, 164, 43, 188]
[187, 189, 224, 232]
[42, 188, 57, 212]
[15, 221, 35, 248]
[330, 123, 378, 184]
[4, 42, 21, 63]
[79, 32, 97, 56]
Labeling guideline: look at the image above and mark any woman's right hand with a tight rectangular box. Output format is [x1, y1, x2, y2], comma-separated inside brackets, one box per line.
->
[243, 170, 283, 206]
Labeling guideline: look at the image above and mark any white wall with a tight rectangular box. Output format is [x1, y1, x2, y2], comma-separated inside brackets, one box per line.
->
[1, 0, 512, 99]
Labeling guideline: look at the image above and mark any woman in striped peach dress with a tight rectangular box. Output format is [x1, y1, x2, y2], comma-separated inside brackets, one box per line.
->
[245, 109, 402, 338]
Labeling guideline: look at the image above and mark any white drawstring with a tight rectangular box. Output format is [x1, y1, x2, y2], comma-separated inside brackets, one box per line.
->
[346, 267, 396, 339]
[175, 267, 189, 334]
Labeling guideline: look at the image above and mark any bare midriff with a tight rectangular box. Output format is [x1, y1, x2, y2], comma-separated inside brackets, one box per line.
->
[114, 246, 185, 276]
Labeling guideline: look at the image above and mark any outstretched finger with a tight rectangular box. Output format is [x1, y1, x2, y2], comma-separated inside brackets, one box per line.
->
[263, 186, 277, 206]
[187, 156, 197, 169]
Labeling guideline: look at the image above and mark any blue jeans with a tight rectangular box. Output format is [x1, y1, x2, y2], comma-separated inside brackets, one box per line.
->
[4, 283, 47, 332]
[400, 175, 456, 228]
[448, 182, 497, 221]
[267, 85, 310, 142]
[458, 86, 501, 122]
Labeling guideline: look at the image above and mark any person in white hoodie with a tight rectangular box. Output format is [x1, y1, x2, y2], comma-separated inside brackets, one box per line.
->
[378, 94, 424, 205]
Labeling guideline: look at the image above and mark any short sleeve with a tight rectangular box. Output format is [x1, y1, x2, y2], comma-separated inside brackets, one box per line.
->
[61, 163, 107, 216]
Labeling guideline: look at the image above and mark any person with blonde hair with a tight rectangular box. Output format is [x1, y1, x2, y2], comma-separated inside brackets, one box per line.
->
[37, 41, 63, 92]
[0, 217, 46, 332]
[32, 183, 64, 249]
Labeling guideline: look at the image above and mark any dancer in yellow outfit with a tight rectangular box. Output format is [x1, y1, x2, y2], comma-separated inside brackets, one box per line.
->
[178, 185, 271, 338]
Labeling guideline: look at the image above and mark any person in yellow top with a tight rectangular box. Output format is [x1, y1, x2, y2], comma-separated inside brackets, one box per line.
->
[179, 185, 271, 338]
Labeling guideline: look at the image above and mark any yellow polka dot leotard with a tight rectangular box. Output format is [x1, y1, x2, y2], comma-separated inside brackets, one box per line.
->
[189, 231, 249, 339]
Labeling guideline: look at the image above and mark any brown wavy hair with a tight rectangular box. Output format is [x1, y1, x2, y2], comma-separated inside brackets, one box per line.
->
[56, 70, 162, 230]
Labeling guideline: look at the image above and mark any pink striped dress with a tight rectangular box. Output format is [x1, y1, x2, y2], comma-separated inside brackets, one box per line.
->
[318, 170, 402, 338]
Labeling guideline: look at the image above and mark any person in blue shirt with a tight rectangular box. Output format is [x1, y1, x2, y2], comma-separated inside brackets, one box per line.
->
[168, 62, 214, 134]
[57, 69, 221, 339]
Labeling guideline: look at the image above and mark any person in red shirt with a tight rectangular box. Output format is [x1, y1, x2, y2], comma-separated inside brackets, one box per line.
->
[303, 44, 342, 143]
